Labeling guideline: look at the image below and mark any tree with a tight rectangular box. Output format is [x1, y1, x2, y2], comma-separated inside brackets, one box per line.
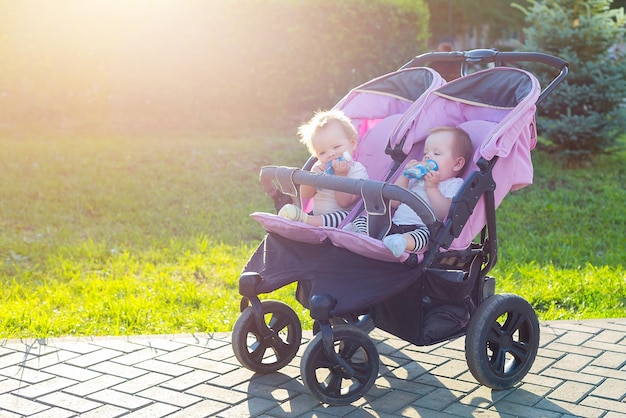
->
[515, 0, 626, 160]
[426, 0, 530, 49]
[612, 0, 626, 9]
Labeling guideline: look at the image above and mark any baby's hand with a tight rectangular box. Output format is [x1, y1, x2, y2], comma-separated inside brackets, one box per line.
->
[331, 158, 352, 176]
[404, 159, 419, 170]
[311, 162, 325, 174]
[423, 170, 441, 188]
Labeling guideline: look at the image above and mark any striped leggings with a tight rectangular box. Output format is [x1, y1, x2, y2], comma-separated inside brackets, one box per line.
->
[350, 216, 430, 253]
[321, 210, 350, 227]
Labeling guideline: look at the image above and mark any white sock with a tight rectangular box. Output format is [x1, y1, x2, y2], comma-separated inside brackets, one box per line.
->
[278, 204, 308, 223]
[383, 234, 407, 257]
[343, 222, 364, 234]
[344, 216, 367, 234]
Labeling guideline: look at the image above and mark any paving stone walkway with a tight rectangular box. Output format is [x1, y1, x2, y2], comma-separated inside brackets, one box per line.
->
[0, 319, 624, 417]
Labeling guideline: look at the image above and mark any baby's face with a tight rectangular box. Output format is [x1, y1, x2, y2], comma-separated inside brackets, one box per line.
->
[423, 130, 464, 180]
[311, 121, 356, 165]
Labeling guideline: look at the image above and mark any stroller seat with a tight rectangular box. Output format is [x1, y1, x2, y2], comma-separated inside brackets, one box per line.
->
[253, 67, 539, 260]
[252, 66, 445, 263]
[251, 112, 413, 263]
[250, 117, 493, 263]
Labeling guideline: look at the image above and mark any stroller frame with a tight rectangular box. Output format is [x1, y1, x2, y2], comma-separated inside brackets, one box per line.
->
[233, 49, 568, 405]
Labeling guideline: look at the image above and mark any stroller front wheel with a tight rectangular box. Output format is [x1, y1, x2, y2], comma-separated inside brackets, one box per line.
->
[301, 324, 379, 405]
[465, 293, 540, 389]
[232, 299, 302, 374]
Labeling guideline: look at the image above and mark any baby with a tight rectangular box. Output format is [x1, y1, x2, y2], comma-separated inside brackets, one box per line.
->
[347, 126, 473, 257]
[278, 109, 368, 227]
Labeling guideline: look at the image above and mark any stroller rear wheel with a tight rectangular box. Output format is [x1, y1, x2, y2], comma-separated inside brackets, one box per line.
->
[232, 299, 302, 374]
[465, 293, 539, 389]
[301, 324, 379, 405]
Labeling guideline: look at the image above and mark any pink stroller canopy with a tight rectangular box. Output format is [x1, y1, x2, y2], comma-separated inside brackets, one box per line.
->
[335, 67, 445, 140]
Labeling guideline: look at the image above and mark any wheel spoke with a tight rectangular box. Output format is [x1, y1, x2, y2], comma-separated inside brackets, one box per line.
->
[490, 344, 506, 373]
[487, 321, 502, 342]
[338, 339, 360, 359]
[268, 313, 290, 334]
[351, 362, 371, 384]
[269, 337, 293, 359]
[503, 311, 525, 337]
[324, 373, 343, 396]
[510, 340, 530, 362]
[249, 338, 269, 363]
[314, 354, 335, 370]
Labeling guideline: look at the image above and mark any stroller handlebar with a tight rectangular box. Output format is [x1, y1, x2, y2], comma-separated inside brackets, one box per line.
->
[405, 49, 567, 69]
[259, 166, 438, 226]
[402, 48, 569, 105]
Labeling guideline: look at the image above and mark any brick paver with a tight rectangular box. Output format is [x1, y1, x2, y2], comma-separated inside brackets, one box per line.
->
[0, 319, 624, 417]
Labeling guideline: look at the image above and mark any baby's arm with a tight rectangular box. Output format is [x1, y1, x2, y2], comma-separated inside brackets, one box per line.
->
[333, 158, 361, 208]
[389, 160, 417, 209]
[335, 190, 358, 208]
[300, 162, 324, 199]
[423, 171, 452, 220]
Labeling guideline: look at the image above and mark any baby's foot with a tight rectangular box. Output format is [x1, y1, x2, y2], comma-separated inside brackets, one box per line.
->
[383, 234, 407, 257]
[278, 204, 308, 223]
[342, 222, 366, 234]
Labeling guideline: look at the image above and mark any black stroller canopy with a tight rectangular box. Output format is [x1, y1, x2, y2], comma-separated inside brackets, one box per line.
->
[435, 69, 535, 109]
[355, 69, 437, 102]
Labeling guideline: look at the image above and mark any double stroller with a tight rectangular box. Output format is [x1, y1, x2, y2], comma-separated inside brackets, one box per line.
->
[232, 49, 568, 405]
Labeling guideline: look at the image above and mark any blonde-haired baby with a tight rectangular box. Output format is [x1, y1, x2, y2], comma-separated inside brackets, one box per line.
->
[279, 109, 368, 226]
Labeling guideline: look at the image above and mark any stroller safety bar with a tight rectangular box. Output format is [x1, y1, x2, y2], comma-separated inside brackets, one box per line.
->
[259, 165, 438, 227]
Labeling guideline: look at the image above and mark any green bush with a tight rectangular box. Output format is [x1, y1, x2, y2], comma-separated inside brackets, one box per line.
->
[516, 0, 626, 160]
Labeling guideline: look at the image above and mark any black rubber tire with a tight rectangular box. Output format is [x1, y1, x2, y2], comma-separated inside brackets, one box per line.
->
[232, 300, 302, 374]
[465, 293, 540, 389]
[239, 296, 250, 312]
[301, 325, 379, 405]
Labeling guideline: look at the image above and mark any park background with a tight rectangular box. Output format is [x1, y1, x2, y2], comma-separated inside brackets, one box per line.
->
[0, 0, 625, 338]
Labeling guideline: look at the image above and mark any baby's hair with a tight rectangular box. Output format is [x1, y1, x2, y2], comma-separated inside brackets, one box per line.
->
[297, 109, 358, 156]
[429, 126, 474, 168]
[437, 42, 454, 52]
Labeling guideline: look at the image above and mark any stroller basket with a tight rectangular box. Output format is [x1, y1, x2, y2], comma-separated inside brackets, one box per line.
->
[233, 49, 568, 406]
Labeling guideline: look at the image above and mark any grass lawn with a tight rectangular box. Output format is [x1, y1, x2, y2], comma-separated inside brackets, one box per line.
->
[1, 134, 624, 338]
